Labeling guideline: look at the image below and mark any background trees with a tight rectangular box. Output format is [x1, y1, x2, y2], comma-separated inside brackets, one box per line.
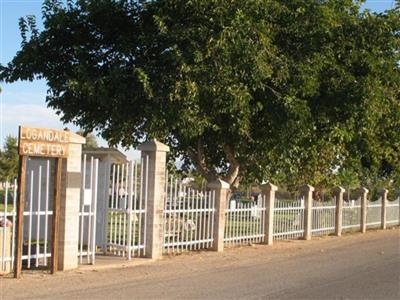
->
[0, 0, 399, 190]
[0, 136, 19, 181]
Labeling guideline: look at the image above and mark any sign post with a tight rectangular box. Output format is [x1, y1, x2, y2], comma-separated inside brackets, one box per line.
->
[14, 126, 70, 278]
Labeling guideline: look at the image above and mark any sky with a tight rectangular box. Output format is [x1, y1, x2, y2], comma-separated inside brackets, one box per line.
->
[0, 0, 397, 157]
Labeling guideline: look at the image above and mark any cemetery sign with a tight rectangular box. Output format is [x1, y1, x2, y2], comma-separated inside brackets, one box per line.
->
[19, 126, 69, 158]
[15, 125, 68, 278]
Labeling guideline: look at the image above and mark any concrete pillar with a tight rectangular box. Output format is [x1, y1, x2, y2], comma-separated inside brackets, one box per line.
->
[208, 179, 230, 252]
[58, 132, 85, 270]
[359, 187, 369, 233]
[260, 182, 278, 245]
[333, 186, 345, 237]
[137, 139, 169, 259]
[300, 184, 314, 240]
[379, 188, 388, 230]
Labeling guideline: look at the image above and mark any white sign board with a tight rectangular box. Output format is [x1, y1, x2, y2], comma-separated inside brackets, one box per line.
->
[83, 189, 92, 205]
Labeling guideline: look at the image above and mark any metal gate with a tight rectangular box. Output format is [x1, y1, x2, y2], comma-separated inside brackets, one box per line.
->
[78, 155, 99, 264]
[105, 157, 148, 259]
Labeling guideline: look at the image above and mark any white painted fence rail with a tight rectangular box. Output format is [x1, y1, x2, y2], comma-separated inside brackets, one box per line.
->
[224, 198, 266, 247]
[164, 176, 215, 253]
[273, 198, 305, 240]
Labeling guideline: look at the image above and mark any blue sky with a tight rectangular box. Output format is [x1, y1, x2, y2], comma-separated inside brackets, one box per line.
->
[0, 0, 396, 155]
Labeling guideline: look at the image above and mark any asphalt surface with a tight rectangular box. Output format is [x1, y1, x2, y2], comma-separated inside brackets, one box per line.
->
[1, 228, 399, 300]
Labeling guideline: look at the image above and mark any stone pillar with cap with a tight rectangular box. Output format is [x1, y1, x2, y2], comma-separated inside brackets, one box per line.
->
[58, 131, 86, 270]
[137, 139, 170, 259]
[300, 184, 314, 240]
[260, 182, 278, 245]
[208, 179, 230, 252]
[359, 187, 369, 233]
[379, 188, 388, 230]
[333, 186, 345, 237]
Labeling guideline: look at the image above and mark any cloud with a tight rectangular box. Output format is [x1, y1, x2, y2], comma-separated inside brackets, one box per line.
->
[1, 103, 79, 137]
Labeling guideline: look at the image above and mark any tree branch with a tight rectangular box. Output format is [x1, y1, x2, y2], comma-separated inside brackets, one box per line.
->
[187, 139, 217, 183]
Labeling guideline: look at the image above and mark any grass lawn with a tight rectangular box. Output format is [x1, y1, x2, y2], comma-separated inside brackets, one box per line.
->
[0, 203, 14, 213]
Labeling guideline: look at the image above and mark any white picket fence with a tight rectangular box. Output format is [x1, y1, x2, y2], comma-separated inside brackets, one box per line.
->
[342, 198, 362, 230]
[163, 176, 215, 253]
[224, 198, 266, 247]
[106, 158, 148, 259]
[273, 198, 305, 240]
[311, 200, 336, 236]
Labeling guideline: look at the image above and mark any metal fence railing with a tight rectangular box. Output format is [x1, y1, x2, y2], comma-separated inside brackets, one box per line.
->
[366, 198, 382, 228]
[224, 198, 265, 247]
[0, 159, 55, 274]
[386, 198, 400, 225]
[342, 198, 362, 230]
[273, 198, 305, 240]
[0, 179, 17, 274]
[164, 177, 215, 254]
[311, 200, 336, 236]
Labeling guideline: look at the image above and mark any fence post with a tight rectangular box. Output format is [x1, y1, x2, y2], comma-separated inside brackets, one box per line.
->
[379, 188, 388, 230]
[260, 182, 278, 245]
[359, 187, 369, 233]
[333, 186, 345, 237]
[137, 139, 170, 259]
[300, 184, 314, 240]
[208, 179, 230, 252]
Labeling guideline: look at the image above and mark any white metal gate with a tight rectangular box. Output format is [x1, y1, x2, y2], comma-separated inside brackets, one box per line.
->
[105, 157, 148, 259]
[78, 155, 99, 264]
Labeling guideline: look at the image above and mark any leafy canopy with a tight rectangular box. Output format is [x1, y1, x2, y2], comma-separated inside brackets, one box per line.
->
[1, 0, 399, 189]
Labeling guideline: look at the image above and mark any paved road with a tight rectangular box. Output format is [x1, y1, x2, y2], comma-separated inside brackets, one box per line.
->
[1, 229, 399, 299]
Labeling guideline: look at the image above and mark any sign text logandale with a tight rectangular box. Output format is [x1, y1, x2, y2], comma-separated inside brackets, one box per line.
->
[19, 126, 70, 158]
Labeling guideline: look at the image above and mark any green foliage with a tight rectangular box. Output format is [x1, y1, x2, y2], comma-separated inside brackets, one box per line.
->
[76, 129, 99, 149]
[0, 0, 399, 188]
[0, 136, 19, 181]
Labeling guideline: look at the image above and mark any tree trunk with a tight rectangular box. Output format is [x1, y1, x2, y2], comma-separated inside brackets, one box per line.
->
[188, 140, 240, 188]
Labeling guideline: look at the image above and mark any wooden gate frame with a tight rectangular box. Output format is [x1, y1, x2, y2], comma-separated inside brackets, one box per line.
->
[14, 126, 69, 278]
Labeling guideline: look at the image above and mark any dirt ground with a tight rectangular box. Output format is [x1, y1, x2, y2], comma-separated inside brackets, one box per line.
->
[1, 228, 399, 299]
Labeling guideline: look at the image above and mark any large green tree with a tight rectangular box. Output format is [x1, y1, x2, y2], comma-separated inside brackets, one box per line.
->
[1, 0, 399, 188]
